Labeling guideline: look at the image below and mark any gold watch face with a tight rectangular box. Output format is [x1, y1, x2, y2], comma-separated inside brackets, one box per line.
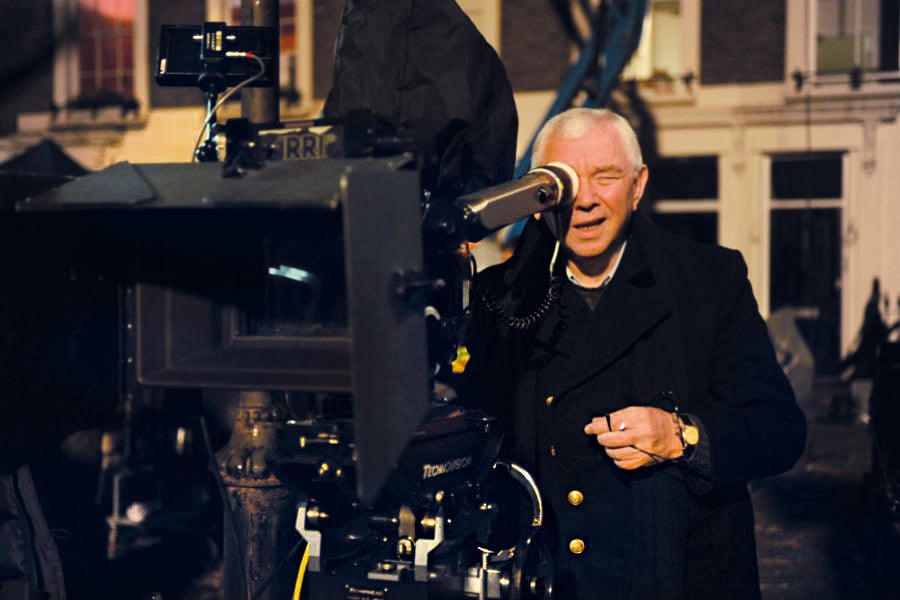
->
[683, 425, 700, 446]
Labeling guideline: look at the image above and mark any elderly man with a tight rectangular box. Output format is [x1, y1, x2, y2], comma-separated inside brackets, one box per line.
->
[464, 108, 806, 599]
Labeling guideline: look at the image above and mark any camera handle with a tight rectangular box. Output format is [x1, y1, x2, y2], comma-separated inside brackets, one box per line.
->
[195, 69, 228, 162]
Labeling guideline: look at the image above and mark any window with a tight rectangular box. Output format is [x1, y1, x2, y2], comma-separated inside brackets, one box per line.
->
[769, 152, 845, 374]
[771, 152, 844, 199]
[815, 0, 894, 75]
[624, 0, 681, 81]
[52, 0, 147, 116]
[77, 0, 135, 99]
[621, 0, 699, 98]
[787, 0, 900, 93]
[647, 156, 719, 244]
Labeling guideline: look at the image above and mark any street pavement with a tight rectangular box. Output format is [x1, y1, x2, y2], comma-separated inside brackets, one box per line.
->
[752, 377, 900, 599]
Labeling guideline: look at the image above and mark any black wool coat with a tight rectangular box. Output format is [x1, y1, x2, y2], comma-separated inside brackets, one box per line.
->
[463, 214, 807, 600]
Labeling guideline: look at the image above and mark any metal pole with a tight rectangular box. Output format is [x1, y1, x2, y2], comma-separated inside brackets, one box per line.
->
[241, 0, 280, 126]
[219, 391, 296, 600]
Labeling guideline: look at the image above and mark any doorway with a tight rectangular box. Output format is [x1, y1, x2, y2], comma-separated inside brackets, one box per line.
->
[769, 151, 845, 375]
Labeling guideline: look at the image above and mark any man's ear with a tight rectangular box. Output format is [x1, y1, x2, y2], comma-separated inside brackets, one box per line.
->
[632, 165, 649, 210]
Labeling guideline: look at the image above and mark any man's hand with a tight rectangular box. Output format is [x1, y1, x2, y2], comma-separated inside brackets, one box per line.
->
[584, 406, 683, 470]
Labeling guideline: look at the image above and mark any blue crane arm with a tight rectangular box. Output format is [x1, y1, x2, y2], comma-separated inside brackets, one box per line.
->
[514, 0, 648, 178]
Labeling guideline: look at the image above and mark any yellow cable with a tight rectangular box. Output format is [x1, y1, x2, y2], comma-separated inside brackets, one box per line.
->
[292, 543, 310, 600]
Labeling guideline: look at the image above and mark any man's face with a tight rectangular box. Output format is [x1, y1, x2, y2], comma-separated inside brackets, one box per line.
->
[542, 122, 648, 275]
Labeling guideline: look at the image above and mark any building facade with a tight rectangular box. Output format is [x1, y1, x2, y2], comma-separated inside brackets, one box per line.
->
[1, 0, 898, 373]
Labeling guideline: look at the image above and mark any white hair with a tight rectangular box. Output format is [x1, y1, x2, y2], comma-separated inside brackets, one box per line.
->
[531, 108, 643, 175]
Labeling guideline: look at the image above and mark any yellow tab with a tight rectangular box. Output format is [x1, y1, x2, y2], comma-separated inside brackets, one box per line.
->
[451, 345, 471, 374]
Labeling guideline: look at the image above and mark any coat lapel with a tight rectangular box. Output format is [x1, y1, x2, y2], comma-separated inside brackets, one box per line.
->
[550, 226, 675, 395]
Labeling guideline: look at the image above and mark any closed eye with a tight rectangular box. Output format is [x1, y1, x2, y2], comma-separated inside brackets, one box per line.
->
[592, 172, 626, 186]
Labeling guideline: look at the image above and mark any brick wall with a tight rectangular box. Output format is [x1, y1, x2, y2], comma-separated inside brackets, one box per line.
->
[701, 0, 785, 84]
[0, 0, 54, 134]
[501, 0, 570, 91]
[148, 0, 207, 109]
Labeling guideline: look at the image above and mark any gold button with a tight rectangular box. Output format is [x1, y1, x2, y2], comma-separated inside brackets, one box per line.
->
[567, 490, 584, 506]
[568, 538, 585, 554]
[549, 445, 557, 457]
[545, 395, 555, 407]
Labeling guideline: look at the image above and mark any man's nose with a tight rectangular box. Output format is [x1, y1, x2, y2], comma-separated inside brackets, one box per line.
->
[573, 178, 597, 208]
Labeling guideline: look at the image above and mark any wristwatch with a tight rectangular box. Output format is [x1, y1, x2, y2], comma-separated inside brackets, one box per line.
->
[677, 413, 700, 460]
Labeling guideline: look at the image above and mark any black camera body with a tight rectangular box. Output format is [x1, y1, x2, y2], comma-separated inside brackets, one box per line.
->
[280, 407, 551, 600]
[12, 126, 553, 597]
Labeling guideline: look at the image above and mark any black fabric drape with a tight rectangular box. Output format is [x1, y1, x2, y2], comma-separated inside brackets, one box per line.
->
[323, 0, 518, 200]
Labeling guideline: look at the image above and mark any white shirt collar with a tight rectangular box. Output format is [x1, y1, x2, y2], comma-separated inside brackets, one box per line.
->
[565, 240, 628, 289]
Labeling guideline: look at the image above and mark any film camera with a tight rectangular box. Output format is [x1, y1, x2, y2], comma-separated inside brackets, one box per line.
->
[12, 111, 576, 597]
[4, 17, 578, 597]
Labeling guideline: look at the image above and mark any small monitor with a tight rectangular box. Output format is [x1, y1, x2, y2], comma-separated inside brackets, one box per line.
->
[156, 23, 276, 89]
